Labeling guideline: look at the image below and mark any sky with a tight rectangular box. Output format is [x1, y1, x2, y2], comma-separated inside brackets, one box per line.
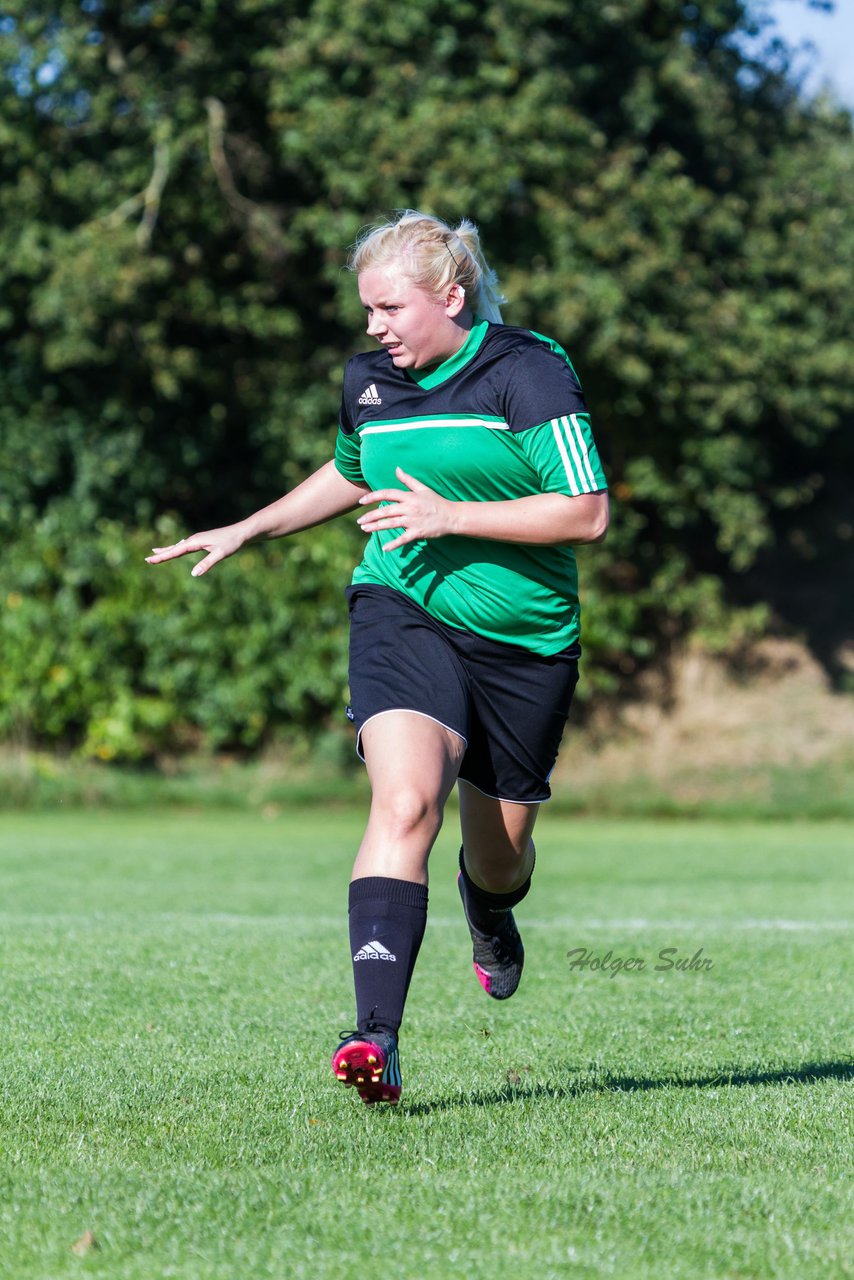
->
[753, 0, 854, 107]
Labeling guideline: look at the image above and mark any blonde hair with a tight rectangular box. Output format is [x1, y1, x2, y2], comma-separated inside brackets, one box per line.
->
[348, 210, 505, 323]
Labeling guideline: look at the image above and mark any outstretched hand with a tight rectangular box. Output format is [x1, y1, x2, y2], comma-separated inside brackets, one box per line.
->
[356, 468, 457, 552]
[145, 524, 248, 577]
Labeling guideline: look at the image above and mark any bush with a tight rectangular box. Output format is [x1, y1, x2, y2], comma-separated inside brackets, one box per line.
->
[0, 507, 357, 760]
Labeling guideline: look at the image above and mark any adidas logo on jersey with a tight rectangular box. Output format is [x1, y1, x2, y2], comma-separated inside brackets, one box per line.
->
[353, 940, 397, 962]
[358, 383, 382, 406]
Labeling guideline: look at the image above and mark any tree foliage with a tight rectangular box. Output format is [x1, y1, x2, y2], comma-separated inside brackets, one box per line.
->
[1, 0, 851, 754]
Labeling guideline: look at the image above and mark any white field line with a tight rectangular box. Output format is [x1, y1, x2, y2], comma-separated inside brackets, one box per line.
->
[0, 913, 850, 932]
[525, 917, 854, 933]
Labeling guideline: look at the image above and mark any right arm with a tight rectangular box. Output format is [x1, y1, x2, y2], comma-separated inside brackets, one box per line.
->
[145, 459, 369, 577]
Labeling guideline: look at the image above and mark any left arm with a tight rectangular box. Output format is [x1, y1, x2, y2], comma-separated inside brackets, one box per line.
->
[357, 467, 609, 552]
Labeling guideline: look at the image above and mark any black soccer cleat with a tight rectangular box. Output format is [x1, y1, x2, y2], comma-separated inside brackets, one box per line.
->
[457, 871, 525, 999]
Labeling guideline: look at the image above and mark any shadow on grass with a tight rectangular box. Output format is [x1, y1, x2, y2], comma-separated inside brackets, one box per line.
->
[403, 1059, 854, 1116]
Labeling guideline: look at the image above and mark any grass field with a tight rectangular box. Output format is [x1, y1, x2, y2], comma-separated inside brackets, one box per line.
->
[0, 808, 851, 1279]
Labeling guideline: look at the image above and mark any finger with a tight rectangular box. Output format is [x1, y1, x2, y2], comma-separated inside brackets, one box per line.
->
[359, 520, 407, 536]
[358, 488, 407, 506]
[145, 541, 195, 564]
[395, 467, 427, 491]
[357, 507, 409, 528]
[357, 504, 403, 526]
[190, 551, 223, 577]
[380, 531, 416, 552]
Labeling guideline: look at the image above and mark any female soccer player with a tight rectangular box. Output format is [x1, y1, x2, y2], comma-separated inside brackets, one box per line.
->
[147, 211, 608, 1105]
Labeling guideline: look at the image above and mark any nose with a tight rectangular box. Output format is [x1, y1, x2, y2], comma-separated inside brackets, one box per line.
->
[366, 311, 387, 337]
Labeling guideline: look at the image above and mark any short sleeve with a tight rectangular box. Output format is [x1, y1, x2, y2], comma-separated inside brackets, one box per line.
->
[334, 360, 365, 483]
[501, 342, 588, 435]
[334, 425, 364, 484]
[516, 412, 608, 496]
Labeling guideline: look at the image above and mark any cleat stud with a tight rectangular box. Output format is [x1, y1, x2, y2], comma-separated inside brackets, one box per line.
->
[338, 1059, 348, 1068]
[372, 1074, 380, 1082]
[367, 1054, 377, 1065]
[336, 1072, 348, 1080]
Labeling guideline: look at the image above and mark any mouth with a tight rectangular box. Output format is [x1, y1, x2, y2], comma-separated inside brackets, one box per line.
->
[383, 342, 404, 356]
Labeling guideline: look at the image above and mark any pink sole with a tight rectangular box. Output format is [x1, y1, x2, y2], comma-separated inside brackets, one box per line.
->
[473, 962, 493, 994]
[331, 1039, 401, 1106]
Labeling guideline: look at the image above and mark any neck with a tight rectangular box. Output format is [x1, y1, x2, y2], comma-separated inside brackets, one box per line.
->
[440, 305, 475, 358]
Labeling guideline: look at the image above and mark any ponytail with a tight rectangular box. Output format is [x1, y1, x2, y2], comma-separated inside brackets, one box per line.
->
[348, 210, 505, 323]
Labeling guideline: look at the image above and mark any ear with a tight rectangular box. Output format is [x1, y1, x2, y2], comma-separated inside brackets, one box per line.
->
[445, 282, 468, 318]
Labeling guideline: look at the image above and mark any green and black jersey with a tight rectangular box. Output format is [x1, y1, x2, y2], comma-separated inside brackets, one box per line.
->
[334, 317, 607, 656]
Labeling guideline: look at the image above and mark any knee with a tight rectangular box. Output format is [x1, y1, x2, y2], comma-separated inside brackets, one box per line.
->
[465, 839, 535, 894]
[478, 865, 524, 896]
[372, 787, 442, 842]
[472, 863, 529, 895]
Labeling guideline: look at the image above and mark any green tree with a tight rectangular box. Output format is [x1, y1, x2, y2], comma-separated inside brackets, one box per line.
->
[1, 0, 851, 754]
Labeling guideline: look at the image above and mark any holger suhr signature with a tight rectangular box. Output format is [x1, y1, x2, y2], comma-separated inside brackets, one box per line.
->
[566, 946, 714, 978]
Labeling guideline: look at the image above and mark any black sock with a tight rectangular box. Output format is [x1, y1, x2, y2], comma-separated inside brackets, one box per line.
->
[348, 876, 429, 1036]
[459, 846, 535, 933]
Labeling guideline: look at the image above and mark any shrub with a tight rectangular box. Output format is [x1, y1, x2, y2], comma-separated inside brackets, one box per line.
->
[0, 507, 357, 760]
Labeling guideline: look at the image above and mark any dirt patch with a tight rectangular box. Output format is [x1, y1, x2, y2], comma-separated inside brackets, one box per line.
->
[556, 639, 854, 790]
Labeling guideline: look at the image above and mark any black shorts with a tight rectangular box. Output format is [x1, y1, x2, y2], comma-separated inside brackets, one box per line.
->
[345, 584, 580, 804]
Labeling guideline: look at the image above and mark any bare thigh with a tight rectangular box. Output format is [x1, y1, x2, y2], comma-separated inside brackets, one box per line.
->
[352, 711, 466, 885]
[458, 779, 539, 893]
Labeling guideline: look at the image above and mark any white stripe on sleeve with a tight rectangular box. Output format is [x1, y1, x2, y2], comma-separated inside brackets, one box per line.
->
[560, 416, 594, 494]
[550, 420, 581, 495]
[570, 413, 599, 490]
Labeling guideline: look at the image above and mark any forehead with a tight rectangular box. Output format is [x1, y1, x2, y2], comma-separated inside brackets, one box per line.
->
[357, 264, 420, 305]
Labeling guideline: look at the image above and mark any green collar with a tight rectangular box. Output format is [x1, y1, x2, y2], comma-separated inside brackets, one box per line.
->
[405, 316, 490, 389]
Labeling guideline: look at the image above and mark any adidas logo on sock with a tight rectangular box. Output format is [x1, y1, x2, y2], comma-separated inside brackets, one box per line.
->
[353, 940, 397, 962]
[358, 383, 382, 406]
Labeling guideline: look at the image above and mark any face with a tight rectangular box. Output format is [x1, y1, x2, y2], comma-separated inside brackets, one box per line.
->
[358, 264, 468, 370]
